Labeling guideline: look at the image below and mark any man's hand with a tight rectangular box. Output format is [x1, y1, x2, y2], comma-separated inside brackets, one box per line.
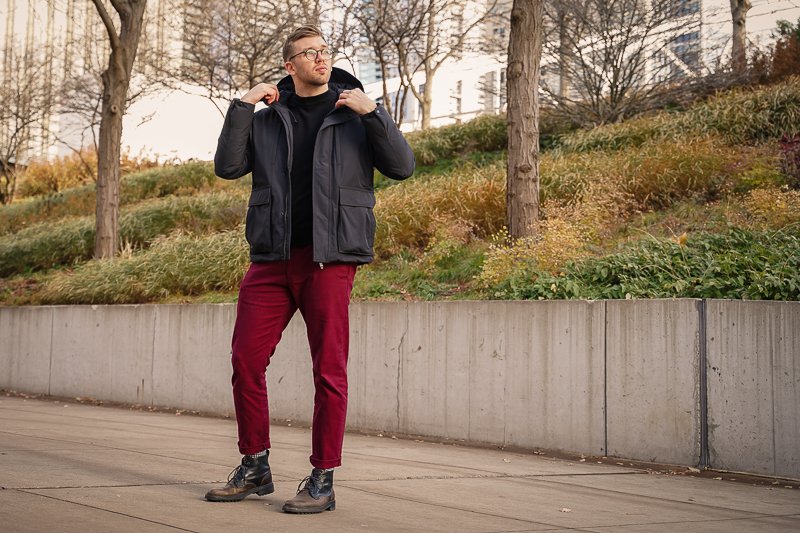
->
[335, 89, 377, 115]
[241, 83, 279, 105]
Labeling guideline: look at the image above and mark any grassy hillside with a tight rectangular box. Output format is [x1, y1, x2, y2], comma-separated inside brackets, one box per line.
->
[2, 78, 799, 305]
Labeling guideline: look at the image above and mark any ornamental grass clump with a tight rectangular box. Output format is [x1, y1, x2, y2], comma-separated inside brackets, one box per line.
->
[39, 227, 249, 304]
[374, 160, 506, 256]
[542, 137, 779, 211]
[742, 186, 800, 229]
[557, 77, 800, 153]
[0, 161, 224, 236]
[406, 114, 507, 166]
[0, 190, 246, 276]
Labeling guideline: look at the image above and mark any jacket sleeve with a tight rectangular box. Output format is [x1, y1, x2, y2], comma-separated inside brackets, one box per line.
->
[214, 99, 255, 180]
[360, 105, 415, 181]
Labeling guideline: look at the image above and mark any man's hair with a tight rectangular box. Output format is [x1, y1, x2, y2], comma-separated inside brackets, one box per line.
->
[283, 25, 326, 62]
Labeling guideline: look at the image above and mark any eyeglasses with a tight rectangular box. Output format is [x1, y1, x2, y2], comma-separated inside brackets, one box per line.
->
[288, 48, 334, 62]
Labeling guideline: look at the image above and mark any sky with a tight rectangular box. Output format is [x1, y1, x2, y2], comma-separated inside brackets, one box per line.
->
[2, 1, 799, 162]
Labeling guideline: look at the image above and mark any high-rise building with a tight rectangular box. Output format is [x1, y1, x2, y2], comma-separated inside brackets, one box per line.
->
[1, 0, 798, 162]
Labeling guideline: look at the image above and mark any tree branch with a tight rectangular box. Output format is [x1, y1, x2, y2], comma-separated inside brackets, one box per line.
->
[91, 0, 121, 50]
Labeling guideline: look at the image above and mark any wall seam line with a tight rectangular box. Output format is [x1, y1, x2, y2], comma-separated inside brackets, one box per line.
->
[603, 300, 608, 456]
[47, 307, 54, 395]
[699, 299, 710, 469]
[150, 306, 157, 407]
[770, 306, 778, 476]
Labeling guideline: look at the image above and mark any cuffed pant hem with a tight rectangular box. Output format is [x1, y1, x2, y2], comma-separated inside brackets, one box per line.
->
[238, 444, 270, 455]
[310, 456, 342, 469]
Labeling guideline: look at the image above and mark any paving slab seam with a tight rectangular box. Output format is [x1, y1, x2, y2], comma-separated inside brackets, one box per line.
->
[337, 471, 648, 483]
[11, 488, 200, 532]
[0, 429, 307, 473]
[484, 529, 591, 533]
[10, 480, 272, 491]
[581, 512, 800, 531]
[338, 483, 599, 533]
[518, 476, 799, 516]
[339, 449, 647, 478]
[0, 411, 241, 440]
[0, 428, 645, 483]
[0, 426, 314, 459]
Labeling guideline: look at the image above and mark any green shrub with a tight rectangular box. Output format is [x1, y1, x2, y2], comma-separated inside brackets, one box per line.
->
[0, 190, 246, 276]
[485, 227, 800, 301]
[39, 227, 249, 304]
[406, 114, 507, 166]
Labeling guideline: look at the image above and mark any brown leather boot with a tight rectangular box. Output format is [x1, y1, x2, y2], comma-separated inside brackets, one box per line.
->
[282, 468, 335, 513]
[205, 453, 274, 502]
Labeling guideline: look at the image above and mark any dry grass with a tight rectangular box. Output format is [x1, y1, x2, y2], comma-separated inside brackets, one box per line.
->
[38, 227, 249, 304]
[0, 190, 246, 276]
[558, 77, 800, 152]
[0, 162, 225, 236]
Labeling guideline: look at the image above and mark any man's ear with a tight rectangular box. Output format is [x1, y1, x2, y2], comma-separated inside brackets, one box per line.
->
[284, 61, 296, 75]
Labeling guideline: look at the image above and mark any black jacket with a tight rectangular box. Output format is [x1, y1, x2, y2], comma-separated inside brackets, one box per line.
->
[214, 68, 415, 264]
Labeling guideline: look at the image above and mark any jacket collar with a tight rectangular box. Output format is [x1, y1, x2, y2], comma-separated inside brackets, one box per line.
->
[273, 67, 363, 125]
[275, 67, 364, 97]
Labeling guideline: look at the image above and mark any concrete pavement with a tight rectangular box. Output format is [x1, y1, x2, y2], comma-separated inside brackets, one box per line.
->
[1, 394, 798, 532]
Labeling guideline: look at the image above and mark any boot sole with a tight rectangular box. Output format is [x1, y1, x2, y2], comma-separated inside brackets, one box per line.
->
[282, 500, 336, 514]
[205, 482, 275, 502]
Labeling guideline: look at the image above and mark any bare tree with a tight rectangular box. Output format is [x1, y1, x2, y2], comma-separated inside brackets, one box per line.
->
[506, 0, 543, 239]
[0, 43, 50, 204]
[53, 0, 180, 166]
[91, 0, 148, 259]
[398, 0, 503, 129]
[169, 0, 322, 115]
[348, 0, 406, 121]
[540, 0, 702, 125]
[729, 0, 752, 75]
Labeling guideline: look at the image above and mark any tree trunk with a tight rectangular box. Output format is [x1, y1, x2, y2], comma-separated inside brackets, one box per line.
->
[421, 74, 433, 129]
[93, 0, 147, 259]
[95, 63, 126, 258]
[419, 4, 436, 130]
[730, 0, 752, 75]
[506, 0, 543, 239]
[378, 52, 394, 119]
[557, 7, 569, 99]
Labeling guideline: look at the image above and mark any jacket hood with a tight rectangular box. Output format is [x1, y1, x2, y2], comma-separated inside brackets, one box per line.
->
[276, 67, 364, 96]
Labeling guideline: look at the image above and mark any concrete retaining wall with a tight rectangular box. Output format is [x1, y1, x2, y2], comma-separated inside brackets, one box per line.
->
[1, 300, 797, 479]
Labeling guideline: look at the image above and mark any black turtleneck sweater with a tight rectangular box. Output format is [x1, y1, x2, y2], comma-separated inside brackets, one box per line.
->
[286, 89, 338, 248]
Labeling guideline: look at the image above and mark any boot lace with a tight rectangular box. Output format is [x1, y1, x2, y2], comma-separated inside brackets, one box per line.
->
[227, 465, 247, 488]
[295, 475, 314, 494]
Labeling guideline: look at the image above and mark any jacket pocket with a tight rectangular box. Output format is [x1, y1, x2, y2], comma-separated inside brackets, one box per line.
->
[245, 187, 272, 253]
[337, 187, 376, 255]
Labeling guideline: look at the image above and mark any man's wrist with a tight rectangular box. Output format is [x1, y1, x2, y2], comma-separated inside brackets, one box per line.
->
[360, 105, 379, 117]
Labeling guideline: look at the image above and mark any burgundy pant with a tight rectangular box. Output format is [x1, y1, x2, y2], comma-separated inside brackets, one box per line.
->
[231, 246, 357, 469]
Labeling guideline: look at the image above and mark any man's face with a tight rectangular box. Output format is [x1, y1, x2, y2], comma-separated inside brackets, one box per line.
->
[285, 35, 332, 88]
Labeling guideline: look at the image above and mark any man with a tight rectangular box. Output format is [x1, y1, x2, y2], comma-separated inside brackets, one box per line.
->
[205, 26, 415, 514]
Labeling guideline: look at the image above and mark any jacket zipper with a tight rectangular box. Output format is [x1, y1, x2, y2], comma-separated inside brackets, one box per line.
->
[275, 105, 294, 260]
